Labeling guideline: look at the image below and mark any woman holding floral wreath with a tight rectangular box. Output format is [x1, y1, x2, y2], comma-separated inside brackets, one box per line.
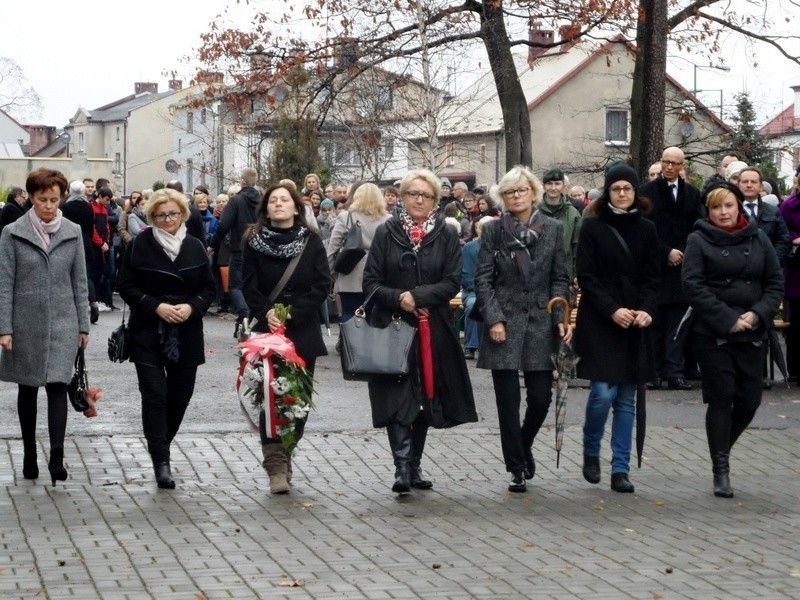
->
[243, 183, 331, 494]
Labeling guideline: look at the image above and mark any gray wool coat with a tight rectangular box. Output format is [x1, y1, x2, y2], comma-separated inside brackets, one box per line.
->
[474, 214, 570, 371]
[0, 214, 90, 386]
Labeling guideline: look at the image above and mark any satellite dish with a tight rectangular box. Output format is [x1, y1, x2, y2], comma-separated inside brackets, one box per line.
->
[680, 121, 695, 138]
[57, 131, 71, 144]
[165, 159, 179, 173]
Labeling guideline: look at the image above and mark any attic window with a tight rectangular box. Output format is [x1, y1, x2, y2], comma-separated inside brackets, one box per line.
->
[605, 108, 629, 145]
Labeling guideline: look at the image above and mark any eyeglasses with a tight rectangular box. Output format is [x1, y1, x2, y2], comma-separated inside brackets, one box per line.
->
[502, 187, 531, 198]
[405, 190, 435, 201]
[153, 211, 182, 222]
[609, 185, 634, 194]
[661, 160, 683, 167]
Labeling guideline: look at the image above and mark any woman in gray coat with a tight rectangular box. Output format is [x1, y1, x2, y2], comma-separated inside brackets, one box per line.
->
[0, 168, 90, 486]
[474, 166, 572, 493]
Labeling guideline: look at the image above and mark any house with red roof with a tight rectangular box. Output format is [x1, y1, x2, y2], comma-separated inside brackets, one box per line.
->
[759, 85, 799, 186]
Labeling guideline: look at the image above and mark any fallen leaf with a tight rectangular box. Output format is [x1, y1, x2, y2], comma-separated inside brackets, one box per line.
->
[302, 502, 313, 509]
[624, 528, 635, 533]
[654, 500, 665, 506]
[277, 580, 303, 587]
[665, 567, 673, 574]
[592, 504, 604, 511]
[432, 563, 441, 569]
[790, 567, 800, 578]
[57, 560, 66, 567]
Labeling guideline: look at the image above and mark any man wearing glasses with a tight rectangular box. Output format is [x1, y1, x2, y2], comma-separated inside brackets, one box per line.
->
[640, 146, 704, 391]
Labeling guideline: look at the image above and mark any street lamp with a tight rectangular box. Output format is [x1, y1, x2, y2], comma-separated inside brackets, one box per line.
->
[692, 64, 731, 96]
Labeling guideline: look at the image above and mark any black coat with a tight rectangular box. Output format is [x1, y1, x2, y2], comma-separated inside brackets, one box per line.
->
[0, 199, 29, 237]
[362, 217, 478, 428]
[117, 228, 216, 366]
[682, 219, 784, 343]
[575, 206, 660, 383]
[210, 186, 261, 254]
[61, 197, 95, 260]
[242, 229, 331, 361]
[749, 199, 790, 265]
[640, 177, 705, 304]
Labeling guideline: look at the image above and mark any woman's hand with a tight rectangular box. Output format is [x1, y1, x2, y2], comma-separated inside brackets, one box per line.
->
[156, 303, 190, 324]
[0, 334, 11, 351]
[399, 291, 416, 313]
[731, 315, 754, 333]
[79, 333, 89, 349]
[632, 310, 653, 328]
[489, 322, 506, 344]
[266, 308, 289, 332]
[739, 311, 758, 328]
[558, 322, 574, 345]
[611, 308, 637, 329]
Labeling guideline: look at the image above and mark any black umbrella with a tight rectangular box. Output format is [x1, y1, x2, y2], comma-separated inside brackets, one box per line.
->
[768, 326, 790, 388]
[635, 330, 650, 469]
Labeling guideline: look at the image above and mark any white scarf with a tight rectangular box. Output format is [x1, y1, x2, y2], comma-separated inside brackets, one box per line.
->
[29, 208, 63, 248]
[152, 223, 187, 261]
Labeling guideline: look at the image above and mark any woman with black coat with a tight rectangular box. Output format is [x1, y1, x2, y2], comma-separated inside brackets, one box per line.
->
[117, 188, 216, 489]
[362, 169, 477, 495]
[242, 184, 331, 494]
[575, 164, 660, 494]
[682, 183, 783, 498]
[0, 187, 29, 236]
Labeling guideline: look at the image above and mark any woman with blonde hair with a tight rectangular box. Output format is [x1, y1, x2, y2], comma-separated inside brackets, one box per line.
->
[327, 183, 391, 324]
[117, 188, 216, 489]
[474, 165, 571, 493]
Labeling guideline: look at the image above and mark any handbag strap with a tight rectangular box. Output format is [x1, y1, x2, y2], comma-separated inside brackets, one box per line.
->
[355, 286, 382, 317]
[268, 237, 309, 304]
[120, 303, 127, 326]
[605, 221, 633, 263]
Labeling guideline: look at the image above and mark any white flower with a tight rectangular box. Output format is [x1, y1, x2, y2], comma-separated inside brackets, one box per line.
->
[270, 376, 291, 395]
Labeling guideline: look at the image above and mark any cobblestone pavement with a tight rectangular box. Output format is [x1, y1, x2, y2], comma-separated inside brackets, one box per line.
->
[0, 425, 798, 599]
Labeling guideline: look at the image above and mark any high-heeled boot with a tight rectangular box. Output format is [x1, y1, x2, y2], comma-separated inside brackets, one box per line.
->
[706, 416, 733, 498]
[409, 424, 432, 489]
[18, 394, 38, 479]
[261, 443, 289, 494]
[23, 443, 39, 480]
[48, 448, 68, 486]
[387, 422, 412, 494]
[154, 461, 175, 489]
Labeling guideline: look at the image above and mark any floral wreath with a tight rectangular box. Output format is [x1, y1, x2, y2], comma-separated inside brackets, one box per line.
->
[236, 304, 315, 451]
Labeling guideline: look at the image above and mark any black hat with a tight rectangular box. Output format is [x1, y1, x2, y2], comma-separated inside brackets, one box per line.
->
[604, 163, 639, 190]
[704, 181, 745, 210]
[542, 167, 565, 183]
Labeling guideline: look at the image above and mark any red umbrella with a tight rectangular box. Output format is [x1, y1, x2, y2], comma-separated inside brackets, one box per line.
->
[416, 310, 435, 400]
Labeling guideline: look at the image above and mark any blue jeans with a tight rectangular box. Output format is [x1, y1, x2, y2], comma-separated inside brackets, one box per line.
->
[462, 292, 479, 350]
[583, 381, 636, 475]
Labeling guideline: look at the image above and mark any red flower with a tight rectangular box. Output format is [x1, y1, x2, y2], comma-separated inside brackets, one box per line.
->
[83, 387, 103, 418]
[282, 396, 296, 405]
[275, 417, 290, 426]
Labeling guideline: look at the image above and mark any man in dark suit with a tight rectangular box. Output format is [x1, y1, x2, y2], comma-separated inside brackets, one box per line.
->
[640, 146, 705, 390]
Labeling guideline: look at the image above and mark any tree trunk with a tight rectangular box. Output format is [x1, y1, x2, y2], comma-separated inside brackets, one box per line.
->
[480, 1, 532, 170]
[630, 0, 668, 179]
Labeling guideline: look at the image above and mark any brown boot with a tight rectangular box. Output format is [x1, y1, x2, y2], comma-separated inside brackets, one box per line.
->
[284, 447, 293, 484]
[261, 443, 289, 494]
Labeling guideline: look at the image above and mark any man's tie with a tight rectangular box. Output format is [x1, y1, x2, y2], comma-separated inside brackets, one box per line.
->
[746, 202, 757, 221]
[669, 183, 677, 202]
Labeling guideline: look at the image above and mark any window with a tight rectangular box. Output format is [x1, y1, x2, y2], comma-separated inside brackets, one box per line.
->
[116, 126, 120, 141]
[381, 137, 394, 159]
[187, 112, 194, 133]
[605, 108, 629, 144]
[178, 138, 182, 154]
[78, 132, 84, 153]
[480, 144, 486, 163]
[445, 142, 455, 166]
[187, 159, 194, 191]
[114, 152, 121, 174]
[201, 109, 207, 124]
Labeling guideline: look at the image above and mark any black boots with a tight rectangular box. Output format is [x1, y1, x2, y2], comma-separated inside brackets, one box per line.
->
[409, 423, 432, 490]
[48, 448, 68, 486]
[387, 422, 412, 494]
[524, 447, 535, 480]
[154, 461, 175, 489]
[711, 452, 734, 498]
[23, 451, 39, 480]
[508, 472, 527, 493]
[582, 454, 601, 484]
[610, 472, 634, 493]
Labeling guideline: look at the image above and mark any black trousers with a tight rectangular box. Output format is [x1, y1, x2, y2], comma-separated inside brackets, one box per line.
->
[652, 303, 689, 380]
[785, 297, 800, 378]
[695, 336, 764, 454]
[491, 370, 552, 473]
[17, 383, 68, 451]
[261, 359, 316, 446]
[135, 363, 198, 463]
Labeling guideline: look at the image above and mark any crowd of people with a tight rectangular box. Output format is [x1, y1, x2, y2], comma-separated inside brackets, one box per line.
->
[0, 151, 797, 500]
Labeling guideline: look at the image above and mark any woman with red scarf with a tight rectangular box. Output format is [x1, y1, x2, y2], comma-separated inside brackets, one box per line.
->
[363, 169, 477, 495]
[682, 182, 783, 498]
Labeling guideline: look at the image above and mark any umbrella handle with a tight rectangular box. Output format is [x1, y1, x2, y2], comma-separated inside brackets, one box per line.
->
[547, 296, 572, 329]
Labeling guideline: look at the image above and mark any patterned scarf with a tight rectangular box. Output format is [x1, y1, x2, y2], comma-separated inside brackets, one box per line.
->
[248, 224, 309, 258]
[28, 208, 62, 249]
[398, 206, 437, 252]
[501, 210, 543, 281]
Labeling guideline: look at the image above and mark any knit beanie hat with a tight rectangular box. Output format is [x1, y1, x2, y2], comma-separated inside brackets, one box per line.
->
[725, 161, 748, 181]
[604, 163, 639, 190]
[320, 199, 334, 210]
[542, 167, 565, 183]
[440, 178, 452, 189]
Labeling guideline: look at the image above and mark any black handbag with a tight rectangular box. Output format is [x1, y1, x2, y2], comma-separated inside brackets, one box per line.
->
[333, 212, 366, 275]
[340, 288, 417, 381]
[107, 305, 130, 363]
[67, 348, 90, 412]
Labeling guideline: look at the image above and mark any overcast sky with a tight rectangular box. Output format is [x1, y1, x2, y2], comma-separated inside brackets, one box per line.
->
[0, 1, 797, 129]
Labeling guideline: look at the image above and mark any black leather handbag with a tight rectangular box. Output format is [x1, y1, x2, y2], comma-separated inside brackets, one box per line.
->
[340, 289, 417, 381]
[333, 213, 366, 275]
[67, 348, 90, 412]
[107, 305, 130, 363]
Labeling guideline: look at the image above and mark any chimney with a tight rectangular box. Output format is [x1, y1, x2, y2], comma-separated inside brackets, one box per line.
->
[336, 38, 359, 69]
[528, 19, 554, 63]
[168, 79, 183, 91]
[197, 70, 224, 84]
[793, 84, 800, 130]
[135, 82, 158, 94]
